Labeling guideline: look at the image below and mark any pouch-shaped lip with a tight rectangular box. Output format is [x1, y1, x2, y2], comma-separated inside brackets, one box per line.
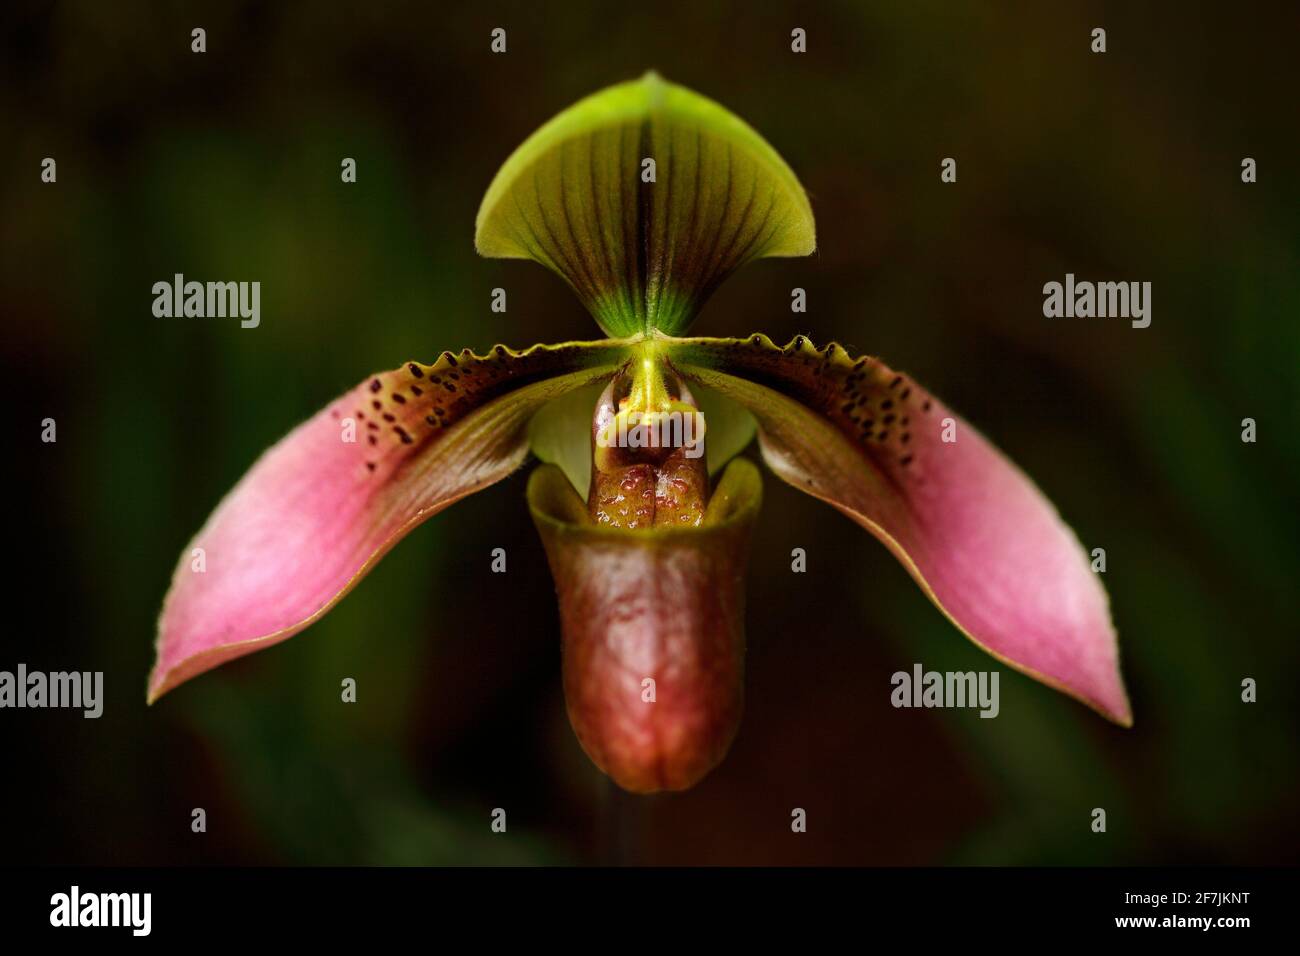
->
[528, 459, 763, 792]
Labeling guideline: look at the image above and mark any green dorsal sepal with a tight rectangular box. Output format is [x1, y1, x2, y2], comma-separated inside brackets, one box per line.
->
[475, 72, 816, 338]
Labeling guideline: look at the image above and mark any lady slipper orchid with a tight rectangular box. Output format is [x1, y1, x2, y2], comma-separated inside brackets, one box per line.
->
[150, 72, 1130, 794]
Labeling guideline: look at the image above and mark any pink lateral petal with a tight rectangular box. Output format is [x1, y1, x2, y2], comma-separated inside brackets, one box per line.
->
[674, 335, 1131, 725]
[150, 341, 626, 702]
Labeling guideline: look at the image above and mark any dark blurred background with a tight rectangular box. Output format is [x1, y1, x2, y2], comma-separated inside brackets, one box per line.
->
[2, 1, 1296, 865]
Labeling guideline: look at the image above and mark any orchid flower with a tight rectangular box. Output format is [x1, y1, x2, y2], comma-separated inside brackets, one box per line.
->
[150, 73, 1130, 794]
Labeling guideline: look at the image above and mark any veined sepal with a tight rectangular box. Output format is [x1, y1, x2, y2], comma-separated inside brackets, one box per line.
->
[475, 72, 816, 337]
